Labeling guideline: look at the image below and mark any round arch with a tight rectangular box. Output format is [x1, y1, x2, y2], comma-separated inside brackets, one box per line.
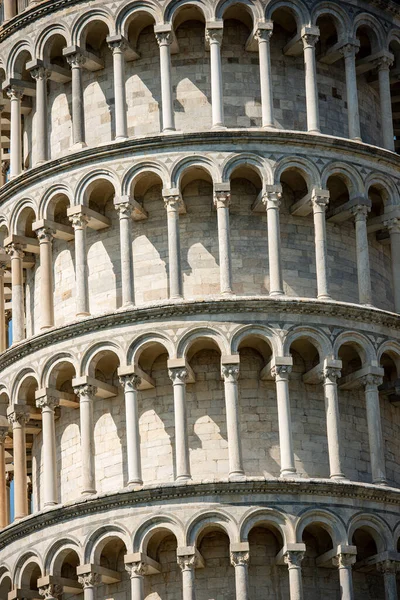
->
[176, 326, 229, 359]
[296, 508, 348, 547]
[221, 153, 273, 187]
[186, 509, 238, 546]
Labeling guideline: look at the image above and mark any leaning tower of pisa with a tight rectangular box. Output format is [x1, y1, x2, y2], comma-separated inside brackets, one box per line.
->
[0, 0, 400, 597]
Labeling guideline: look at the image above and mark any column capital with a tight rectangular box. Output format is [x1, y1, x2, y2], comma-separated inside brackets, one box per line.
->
[332, 552, 356, 568]
[35, 395, 59, 410]
[115, 200, 133, 219]
[107, 37, 128, 53]
[169, 367, 188, 384]
[254, 23, 273, 43]
[339, 41, 360, 59]
[262, 185, 282, 209]
[7, 405, 29, 426]
[361, 373, 383, 389]
[5, 242, 24, 259]
[177, 554, 196, 571]
[38, 583, 63, 599]
[374, 54, 394, 71]
[69, 213, 90, 230]
[6, 86, 23, 101]
[155, 30, 173, 47]
[0, 425, 9, 442]
[6, 471, 13, 485]
[163, 191, 182, 212]
[301, 25, 319, 49]
[311, 188, 330, 209]
[283, 550, 305, 568]
[78, 572, 101, 588]
[350, 203, 370, 221]
[221, 364, 240, 382]
[36, 226, 55, 243]
[205, 25, 223, 46]
[125, 560, 149, 577]
[30, 66, 51, 81]
[65, 52, 86, 68]
[376, 559, 399, 574]
[119, 373, 141, 390]
[271, 364, 292, 379]
[230, 550, 249, 567]
[73, 384, 97, 399]
[384, 217, 400, 233]
[323, 366, 342, 382]
[213, 189, 231, 209]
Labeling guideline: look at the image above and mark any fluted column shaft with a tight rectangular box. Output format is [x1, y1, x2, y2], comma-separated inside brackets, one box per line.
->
[375, 57, 395, 152]
[206, 28, 224, 128]
[74, 385, 97, 494]
[109, 40, 128, 140]
[7, 406, 29, 520]
[362, 374, 386, 484]
[164, 195, 182, 299]
[155, 31, 175, 132]
[351, 205, 372, 306]
[7, 87, 23, 178]
[169, 368, 191, 480]
[214, 190, 233, 294]
[6, 243, 25, 343]
[178, 555, 196, 600]
[222, 364, 244, 477]
[263, 188, 284, 296]
[231, 551, 249, 600]
[36, 227, 54, 330]
[284, 551, 305, 600]
[0, 263, 7, 352]
[312, 191, 330, 299]
[116, 201, 134, 307]
[255, 26, 274, 127]
[0, 427, 8, 528]
[333, 553, 356, 600]
[341, 44, 361, 141]
[302, 32, 320, 133]
[323, 367, 345, 479]
[272, 364, 296, 477]
[36, 395, 59, 506]
[119, 374, 142, 485]
[66, 53, 86, 147]
[30, 66, 49, 164]
[384, 218, 400, 313]
[69, 214, 90, 316]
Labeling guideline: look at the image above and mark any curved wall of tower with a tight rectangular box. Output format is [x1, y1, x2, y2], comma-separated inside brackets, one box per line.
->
[0, 0, 399, 598]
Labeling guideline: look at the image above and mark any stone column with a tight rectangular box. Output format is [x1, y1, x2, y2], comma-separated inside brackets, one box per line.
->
[116, 200, 134, 307]
[350, 205, 372, 306]
[38, 583, 63, 600]
[332, 553, 356, 600]
[6, 243, 25, 343]
[322, 366, 345, 480]
[164, 194, 182, 299]
[108, 39, 128, 141]
[74, 384, 97, 495]
[262, 187, 284, 296]
[0, 262, 7, 352]
[66, 53, 87, 147]
[0, 163, 8, 187]
[36, 395, 59, 506]
[284, 550, 305, 600]
[36, 227, 55, 330]
[7, 87, 23, 178]
[169, 368, 191, 481]
[178, 555, 196, 600]
[377, 560, 398, 600]
[231, 551, 249, 600]
[77, 573, 101, 600]
[361, 374, 386, 485]
[384, 217, 400, 313]
[302, 30, 320, 133]
[119, 374, 142, 485]
[214, 189, 233, 294]
[3, 0, 17, 21]
[206, 27, 224, 128]
[0, 425, 8, 528]
[69, 214, 90, 317]
[272, 364, 296, 477]
[7, 406, 29, 520]
[255, 25, 274, 128]
[0, 104, 4, 185]
[155, 31, 175, 132]
[221, 364, 244, 477]
[375, 56, 395, 152]
[30, 66, 49, 164]
[125, 561, 147, 600]
[5, 472, 12, 524]
[340, 44, 361, 141]
[312, 190, 330, 299]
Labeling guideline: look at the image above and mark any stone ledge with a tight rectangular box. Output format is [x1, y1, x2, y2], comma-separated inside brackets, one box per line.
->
[0, 477, 399, 551]
[0, 296, 398, 372]
[0, 130, 399, 204]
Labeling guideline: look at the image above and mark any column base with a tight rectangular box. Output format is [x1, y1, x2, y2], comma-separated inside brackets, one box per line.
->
[317, 294, 332, 301]
[362, 302, 374, 308]
[229, 471, 246, 482]
[170, 295, 183, 300]
[308, 128, 321, 134]
[372, 478, 388, 486]
[119, 302, 135, 310]
[115, 136, 128, 142]
[269, 291, 285, 297]
[162, 127, 176, 133]
[70, 142, 87, 151]
[329, 474, 348, 481]
[81, 488, 97, 495]
[128, 478, 143, 486]
[211, 124, 227, 130]
[280, 468, 298, 478]
[44, 501, 58, 507]
[262, 123, 276, 129]
[76, 311, 91, 318]
[351, 136, 362, 142]
[176, 475, 192, 482]
[40, 324, 54, 331]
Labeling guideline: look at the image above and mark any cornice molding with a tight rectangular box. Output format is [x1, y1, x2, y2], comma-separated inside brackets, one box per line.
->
[0, 478, 399, 551]
[0, 130, 399, 205]
[0, 296, 398, 372]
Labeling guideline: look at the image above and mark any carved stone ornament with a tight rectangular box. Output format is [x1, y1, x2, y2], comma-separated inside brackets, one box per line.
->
[332, 553, 356, 568]
[230, 551, 250, 567]
[78, 572, 101, 588]
[221, 364, 240, 382]
[125, 561, 149, 577]
[169, 368, 188, 384]
[69, 213, 90, 229]
[178, 554, 196, 571]
[119, 373, 142, 391]
[213, 191, 231, 209]
[36, 395, 60, 410]
[271, 364, 292, 379]
[38, 583, 63, 599]
[73, 384, 98, 399]
[283, 550, 305, 568]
